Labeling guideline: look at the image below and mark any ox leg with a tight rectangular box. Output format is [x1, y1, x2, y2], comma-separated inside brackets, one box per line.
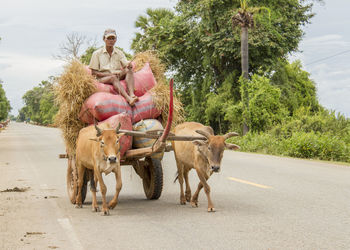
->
[177, 164, 186, 205]
[91, 174, 99, 212]
[191, 182, 203, 208]
[108, 165, 122, 209]
[95, 170, 109, 216]
[194, 169, 215, 212]
[75, 165, 85, 208]
[184, 168, 191, 202]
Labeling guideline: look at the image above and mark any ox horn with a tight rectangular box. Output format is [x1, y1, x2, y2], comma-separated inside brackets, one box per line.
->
[223, 132, 239, 140]
[94, 119, 102, 137]
[195, 130, 211, 140]
[115, 123, 121, 133]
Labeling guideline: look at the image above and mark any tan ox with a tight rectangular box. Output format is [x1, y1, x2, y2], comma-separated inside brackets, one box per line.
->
[75, 123, 125, 215]
[172, 122, 240, 212]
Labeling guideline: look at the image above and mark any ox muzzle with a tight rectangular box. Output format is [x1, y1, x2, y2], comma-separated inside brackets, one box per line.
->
[211, 165, 220, 173]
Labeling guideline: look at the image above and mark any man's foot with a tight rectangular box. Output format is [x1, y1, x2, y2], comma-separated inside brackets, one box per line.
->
[128, 96, 138, 106]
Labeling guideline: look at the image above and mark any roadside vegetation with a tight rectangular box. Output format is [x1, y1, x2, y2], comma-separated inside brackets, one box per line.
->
[17, 78, 58, 125]
[0, 80, 11, 122]
[16, 0, 350, 164]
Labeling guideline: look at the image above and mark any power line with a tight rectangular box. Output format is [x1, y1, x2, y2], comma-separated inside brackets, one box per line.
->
[305, 49, 350, 66]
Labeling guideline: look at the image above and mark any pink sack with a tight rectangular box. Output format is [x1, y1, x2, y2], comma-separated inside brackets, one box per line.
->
[130, 63, 157, 97]
[86, 63, 156, 97]
[95, 82, 118, 95]
[79, 92, 132, 124]
[132, 92, 161, 123]
[98, 113, 132, 157]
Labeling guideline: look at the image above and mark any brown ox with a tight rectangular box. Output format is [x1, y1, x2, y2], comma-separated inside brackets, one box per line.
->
[75, 123, 125, 215]
[172, 122, 240, 212]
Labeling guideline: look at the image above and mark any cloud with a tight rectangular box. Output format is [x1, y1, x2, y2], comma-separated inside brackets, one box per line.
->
[0, 51, 64, 115]
[0, 63, 11, 70]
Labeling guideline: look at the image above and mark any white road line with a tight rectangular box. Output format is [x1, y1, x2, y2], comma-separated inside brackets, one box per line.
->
[57, 218, 84, 250]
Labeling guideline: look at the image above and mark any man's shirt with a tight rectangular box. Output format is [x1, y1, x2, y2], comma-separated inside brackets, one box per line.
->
[89, 46, 128, 74]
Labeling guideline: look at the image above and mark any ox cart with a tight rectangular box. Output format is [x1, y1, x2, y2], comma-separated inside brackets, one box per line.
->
[60, 79, 206, 204]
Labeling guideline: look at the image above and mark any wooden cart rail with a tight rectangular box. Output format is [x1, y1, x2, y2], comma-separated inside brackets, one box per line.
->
[118, 129, 207, 141]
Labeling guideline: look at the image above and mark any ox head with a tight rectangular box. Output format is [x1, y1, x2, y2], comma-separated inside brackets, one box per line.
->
[192, 130, 240, 173]
[94, 123, 125, 166]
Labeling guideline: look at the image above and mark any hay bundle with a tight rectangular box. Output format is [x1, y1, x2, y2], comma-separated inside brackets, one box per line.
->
[133, 51, 184, 127]
[55, 60, 97, 156]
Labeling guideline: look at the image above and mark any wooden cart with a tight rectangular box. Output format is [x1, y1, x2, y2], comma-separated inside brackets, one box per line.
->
[61, 79, 206, 203]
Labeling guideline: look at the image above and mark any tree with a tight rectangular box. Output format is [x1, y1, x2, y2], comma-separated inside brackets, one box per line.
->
[132, 0, 316, 133]
[232, 0, 270, 134]
[20, 78, 58, 124]
[271, 60, 320, 115]
[0, 80, 11, 121]
[54, 32, 97, 62]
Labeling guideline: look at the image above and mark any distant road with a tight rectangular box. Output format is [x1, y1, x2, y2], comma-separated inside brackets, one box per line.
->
[1, 122, 349, 250]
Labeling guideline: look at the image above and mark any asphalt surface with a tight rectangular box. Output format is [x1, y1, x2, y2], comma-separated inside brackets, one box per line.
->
[0, 122, 349, 250]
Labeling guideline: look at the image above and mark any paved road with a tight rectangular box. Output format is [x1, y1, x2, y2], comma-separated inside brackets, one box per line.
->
[0, 122, 349, 250]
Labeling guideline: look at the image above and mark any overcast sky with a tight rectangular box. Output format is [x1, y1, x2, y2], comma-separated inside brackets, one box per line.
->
[0, 0, 349, 118]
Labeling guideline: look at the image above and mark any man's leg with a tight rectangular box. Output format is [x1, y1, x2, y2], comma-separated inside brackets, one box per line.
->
[121, 67, 138, 104]
[99, 75, 137, 106]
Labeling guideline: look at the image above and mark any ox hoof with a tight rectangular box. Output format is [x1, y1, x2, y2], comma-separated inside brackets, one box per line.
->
[180, 198, 186, 205]
[101, 210, 110, 216]
[108, 202, 117, 209]
[92, 207, 100, 212]
[207, 207, 216, 212]
[190, 201, 198, 208]
[75, 204, 83, 209]
[185, 194, 191, 202]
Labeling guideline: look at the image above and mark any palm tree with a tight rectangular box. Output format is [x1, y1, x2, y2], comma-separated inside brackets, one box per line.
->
[232, 0, 269, 134]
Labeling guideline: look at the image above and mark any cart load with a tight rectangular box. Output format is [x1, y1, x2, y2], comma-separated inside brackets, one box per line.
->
[56, 51, 186, 202]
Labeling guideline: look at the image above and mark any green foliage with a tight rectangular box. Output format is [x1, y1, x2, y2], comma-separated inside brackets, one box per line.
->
[283, 131, 349, 162]
[18, 79, 58, 125]
[229, 109, 350, 163]
[224, 74, 288, 132]
[271, 60, 320, 115]
[0, 81, 11, 121]
[131, 0, 315, 132]
[80, 46, 97, 65]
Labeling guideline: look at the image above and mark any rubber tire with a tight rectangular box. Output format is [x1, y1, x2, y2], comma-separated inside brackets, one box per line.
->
[67, 157, 87, 204]
[142, 157, 163, 200]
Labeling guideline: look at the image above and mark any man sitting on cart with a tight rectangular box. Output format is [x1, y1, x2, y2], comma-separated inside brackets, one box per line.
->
[89, 28, 138, 106]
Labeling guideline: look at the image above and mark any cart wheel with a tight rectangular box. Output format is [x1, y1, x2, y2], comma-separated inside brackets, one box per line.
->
[142, 157, 163, 200]
[67, 157, 87, 204]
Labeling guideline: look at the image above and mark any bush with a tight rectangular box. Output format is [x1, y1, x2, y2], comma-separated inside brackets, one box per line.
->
[283, 131, 350, 162]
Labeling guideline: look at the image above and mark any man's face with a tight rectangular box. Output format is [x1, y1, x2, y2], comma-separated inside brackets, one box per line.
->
[104, 36, 116, 47]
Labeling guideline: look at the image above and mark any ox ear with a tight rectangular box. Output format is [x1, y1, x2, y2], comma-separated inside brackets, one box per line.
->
[89, 138, 99, 142]
[225, 143, 240, 150]
[192, 140, 206, 146]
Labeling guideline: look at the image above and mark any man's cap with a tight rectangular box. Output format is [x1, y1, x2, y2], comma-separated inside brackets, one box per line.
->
[104, 29, 117, 38]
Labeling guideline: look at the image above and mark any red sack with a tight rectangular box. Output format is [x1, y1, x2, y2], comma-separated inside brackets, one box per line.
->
[79, 92, 132, 124]
[132, 92, 161, 123]
[86, 63, 156, 97]
[98, 113, 132, 157]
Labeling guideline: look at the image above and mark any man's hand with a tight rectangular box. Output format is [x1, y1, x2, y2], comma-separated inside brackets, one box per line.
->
[127, 61, 133, 70]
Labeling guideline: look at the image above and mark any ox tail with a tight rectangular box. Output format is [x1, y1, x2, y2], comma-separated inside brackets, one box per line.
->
[173, 171, 179, 183]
